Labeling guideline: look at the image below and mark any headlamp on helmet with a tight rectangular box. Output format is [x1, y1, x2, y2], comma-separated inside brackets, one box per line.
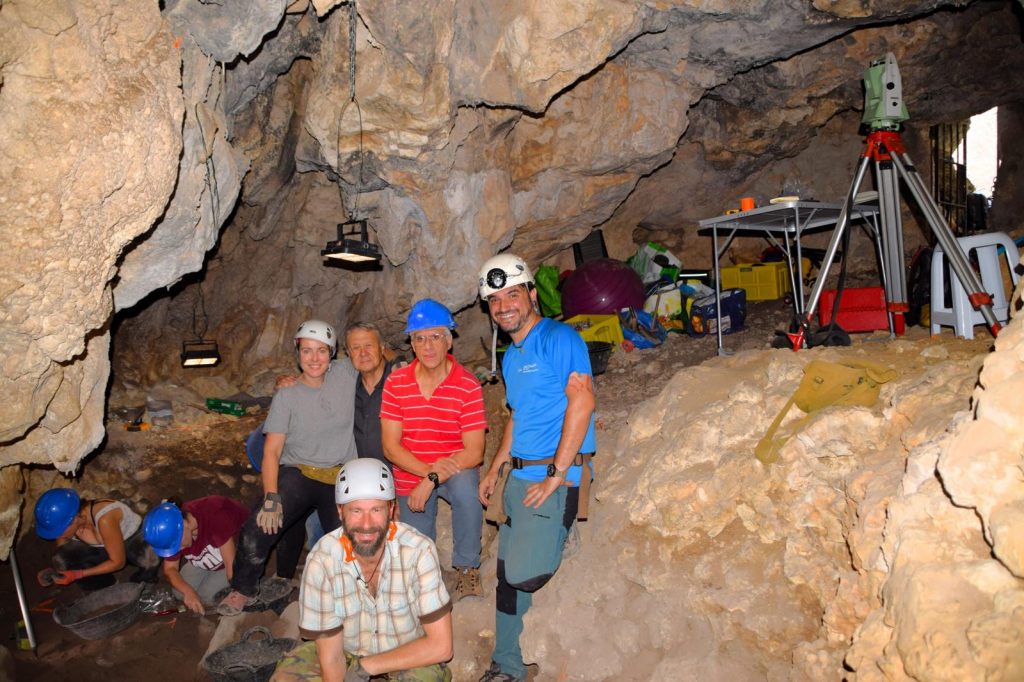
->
[478, 254, 535, 299]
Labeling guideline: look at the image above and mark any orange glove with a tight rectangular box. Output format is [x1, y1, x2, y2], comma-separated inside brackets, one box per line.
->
[53, 569, 85, 585]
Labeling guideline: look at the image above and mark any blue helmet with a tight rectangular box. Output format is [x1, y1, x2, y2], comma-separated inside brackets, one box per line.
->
[404, 299, 456, 335]
[245, 424, 265, 473]
[34, 488, 80, 540]
[143, 502, 185, 558]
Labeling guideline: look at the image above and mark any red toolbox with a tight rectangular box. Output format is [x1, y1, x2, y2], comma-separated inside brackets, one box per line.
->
[819, 287, 905, 335]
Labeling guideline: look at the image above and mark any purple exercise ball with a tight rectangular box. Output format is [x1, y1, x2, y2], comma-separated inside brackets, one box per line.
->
[561, 258, 645, 318]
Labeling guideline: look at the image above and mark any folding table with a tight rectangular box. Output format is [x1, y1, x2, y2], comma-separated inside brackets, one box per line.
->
[698, 200, 881, 355]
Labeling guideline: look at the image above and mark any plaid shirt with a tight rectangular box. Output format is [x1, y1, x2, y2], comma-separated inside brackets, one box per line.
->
[298, 523, 450, 655]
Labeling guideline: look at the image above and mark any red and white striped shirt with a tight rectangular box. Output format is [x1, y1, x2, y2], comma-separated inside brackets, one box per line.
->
[380, 356, 487, 495]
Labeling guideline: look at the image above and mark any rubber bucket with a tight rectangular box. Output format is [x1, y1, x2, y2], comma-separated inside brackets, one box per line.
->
[202, 626, 298, 682]
[53, 582, 143, 640]
[587, 341, 612, 375]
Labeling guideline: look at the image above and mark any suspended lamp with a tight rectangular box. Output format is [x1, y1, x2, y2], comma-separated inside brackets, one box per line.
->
[180, 284, 220, 368]
[180, 340, 221, 367]
[322, 219, 381, 263]
[323, 0, 385, 270]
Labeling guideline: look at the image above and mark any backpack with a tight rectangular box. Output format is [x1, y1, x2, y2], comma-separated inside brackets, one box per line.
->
[754, 359, 897, 464]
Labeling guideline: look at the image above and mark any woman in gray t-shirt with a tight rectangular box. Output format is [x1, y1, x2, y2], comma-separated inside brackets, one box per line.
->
[218, 319, 357, 616]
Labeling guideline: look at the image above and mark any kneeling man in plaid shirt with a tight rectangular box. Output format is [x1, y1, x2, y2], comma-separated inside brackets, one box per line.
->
[273, 458, 453, 682]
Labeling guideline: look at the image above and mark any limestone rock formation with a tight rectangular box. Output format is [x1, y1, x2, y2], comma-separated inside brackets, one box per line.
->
[5, 0, 1022, 477]
[113, 48, 248, 312]
[520, 314, 1023, 680]
[1, 0, 1022, 673]
[0, 0, 183, 472]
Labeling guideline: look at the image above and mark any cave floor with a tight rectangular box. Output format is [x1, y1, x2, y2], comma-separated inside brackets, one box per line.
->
[2, 297, 981, 681]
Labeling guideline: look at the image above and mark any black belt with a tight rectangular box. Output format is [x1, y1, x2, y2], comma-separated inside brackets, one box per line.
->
[510, 453, 592, 469]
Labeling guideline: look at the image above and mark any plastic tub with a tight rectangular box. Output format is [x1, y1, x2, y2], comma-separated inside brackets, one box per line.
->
[53, 582, 143, 640]
[202, 626, 298, 682]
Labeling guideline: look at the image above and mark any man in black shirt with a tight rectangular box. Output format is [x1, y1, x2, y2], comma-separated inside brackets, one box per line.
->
[345, 322, 395, 468]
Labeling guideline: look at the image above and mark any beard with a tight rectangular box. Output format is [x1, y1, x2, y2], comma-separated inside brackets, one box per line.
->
[496, 316, 523, 334]
[344, 524, 387, 558]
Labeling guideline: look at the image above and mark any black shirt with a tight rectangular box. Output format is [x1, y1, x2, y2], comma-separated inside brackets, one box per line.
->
[353, 360, 394, 466]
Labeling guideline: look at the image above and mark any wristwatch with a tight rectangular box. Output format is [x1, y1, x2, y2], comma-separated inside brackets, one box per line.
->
[427, 472, 440, 489]
[546, 464, 566, 478]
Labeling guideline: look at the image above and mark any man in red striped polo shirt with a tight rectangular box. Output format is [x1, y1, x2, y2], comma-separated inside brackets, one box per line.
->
[381, 298, 488, 602]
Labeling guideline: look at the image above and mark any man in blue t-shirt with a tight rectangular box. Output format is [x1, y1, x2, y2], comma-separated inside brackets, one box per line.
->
[475, 254, 597, 682]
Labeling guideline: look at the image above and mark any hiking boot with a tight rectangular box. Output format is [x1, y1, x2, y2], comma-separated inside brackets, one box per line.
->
[479, 661, 522, 682]
[452, 566, 482, 602]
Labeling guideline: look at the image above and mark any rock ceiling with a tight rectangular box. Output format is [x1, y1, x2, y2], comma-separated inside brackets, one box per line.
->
[1, 0, 1023, 533]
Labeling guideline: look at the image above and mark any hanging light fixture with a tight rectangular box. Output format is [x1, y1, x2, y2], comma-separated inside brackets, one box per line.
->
[180, 283, 221, 368]
[324, 0, 383, 269]
[180, 340, 221, 367]
[322, 219, 381, 263]
[181, 97, 223, 368]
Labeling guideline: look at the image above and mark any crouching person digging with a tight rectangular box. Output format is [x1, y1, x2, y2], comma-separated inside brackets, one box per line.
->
[272, 458, 453, 682]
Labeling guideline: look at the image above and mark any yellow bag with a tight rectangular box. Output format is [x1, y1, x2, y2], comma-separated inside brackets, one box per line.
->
[298, 464, 342, 485]
[755, 359, 896, 464]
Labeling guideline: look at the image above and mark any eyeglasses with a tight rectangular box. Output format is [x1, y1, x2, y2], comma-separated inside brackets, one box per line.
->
[411, 332, 447, 346]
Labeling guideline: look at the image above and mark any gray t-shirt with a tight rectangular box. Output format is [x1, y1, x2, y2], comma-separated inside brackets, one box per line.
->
[264, 358, 358, 468]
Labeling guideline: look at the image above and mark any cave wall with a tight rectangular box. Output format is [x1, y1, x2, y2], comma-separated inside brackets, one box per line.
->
[117, 0, 1024, 406]
[0, 1, 183, 477]
[1, 0, 1023, 547]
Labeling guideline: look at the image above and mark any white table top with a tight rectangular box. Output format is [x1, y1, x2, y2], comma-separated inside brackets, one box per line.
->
[698, 200, 880, 234]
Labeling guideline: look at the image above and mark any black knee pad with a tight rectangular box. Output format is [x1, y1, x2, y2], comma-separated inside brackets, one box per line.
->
[507, 572, 554, 593]
[496, 560, 518, 615]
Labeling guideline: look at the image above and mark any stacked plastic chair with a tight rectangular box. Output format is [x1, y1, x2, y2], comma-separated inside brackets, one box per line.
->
[930, 232, 1021, 339]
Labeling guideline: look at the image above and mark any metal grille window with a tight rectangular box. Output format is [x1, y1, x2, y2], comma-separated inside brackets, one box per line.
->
[930, 122, 968, 238]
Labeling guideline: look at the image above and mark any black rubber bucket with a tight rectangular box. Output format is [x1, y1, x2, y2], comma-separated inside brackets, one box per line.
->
[52, 582, 143, 640]
[587, 341, 612, 375]
[202, 626, 298, 682]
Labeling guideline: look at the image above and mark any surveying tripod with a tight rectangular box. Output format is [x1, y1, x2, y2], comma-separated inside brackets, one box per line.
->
[788, 54, 1001, 351]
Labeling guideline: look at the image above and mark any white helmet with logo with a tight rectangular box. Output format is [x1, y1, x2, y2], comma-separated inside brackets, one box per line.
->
[478, 253, 535, 299]
[294, 319, 337, 356]
[335, 458, 396, 504]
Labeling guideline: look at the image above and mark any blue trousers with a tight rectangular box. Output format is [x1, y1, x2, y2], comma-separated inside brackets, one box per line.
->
[396, 467, 482, 569]
[492, 476, 578, 679]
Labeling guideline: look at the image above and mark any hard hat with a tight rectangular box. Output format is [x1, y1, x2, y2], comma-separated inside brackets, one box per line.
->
[403, 299, 456, 335]
[478, 253, 534, 298]
[143, 502, 186, 558]
[294, 319, 337, 355]
[335, 458, 395, 504]
[34, 488, 80, 540]
[245, 424, 265, 473]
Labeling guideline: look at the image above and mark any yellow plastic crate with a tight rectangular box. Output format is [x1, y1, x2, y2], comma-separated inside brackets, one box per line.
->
[564, 314, 624, 349]
[719, 261, 791, 301]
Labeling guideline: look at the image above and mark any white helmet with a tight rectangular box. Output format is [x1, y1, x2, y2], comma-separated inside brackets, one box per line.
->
[478, 253, 535, 299]
[335, 459, 395, 504]
[294, 319, 337, 355]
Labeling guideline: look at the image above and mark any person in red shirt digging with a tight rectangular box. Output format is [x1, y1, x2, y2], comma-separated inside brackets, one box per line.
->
[143, 496, 249, 615]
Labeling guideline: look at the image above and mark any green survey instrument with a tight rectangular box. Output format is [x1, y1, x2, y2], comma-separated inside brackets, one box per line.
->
[789, 52, 1001, 350]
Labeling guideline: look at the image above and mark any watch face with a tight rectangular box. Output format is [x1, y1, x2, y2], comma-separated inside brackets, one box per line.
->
[546, 464, 557, 477]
